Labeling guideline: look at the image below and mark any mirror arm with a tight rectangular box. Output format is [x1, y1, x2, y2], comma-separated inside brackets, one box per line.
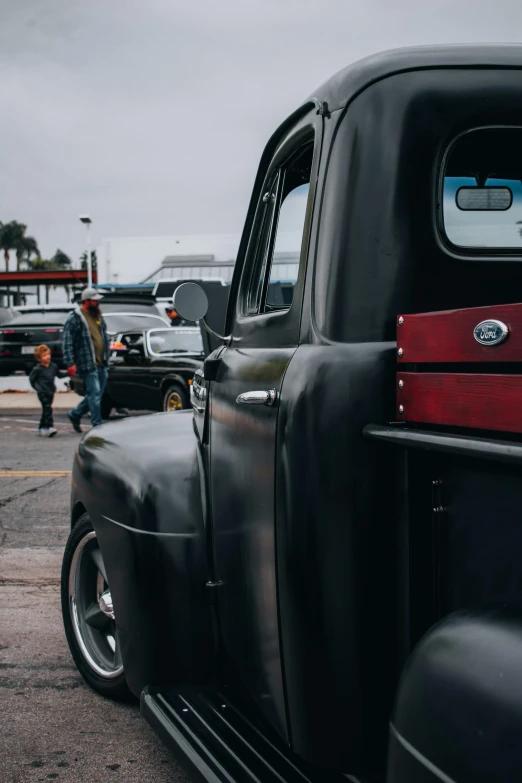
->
[201, 318, 231, 346]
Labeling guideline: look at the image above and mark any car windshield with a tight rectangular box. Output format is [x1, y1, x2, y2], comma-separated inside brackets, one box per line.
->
[148, 329, 203, 354]
[104, 314, 167, 333]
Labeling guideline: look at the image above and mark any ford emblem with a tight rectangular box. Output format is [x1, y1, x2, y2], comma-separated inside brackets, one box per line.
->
[473, 319, 509, 346]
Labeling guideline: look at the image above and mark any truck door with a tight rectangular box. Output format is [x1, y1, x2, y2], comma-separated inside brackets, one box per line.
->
[208, 106, 321, 741]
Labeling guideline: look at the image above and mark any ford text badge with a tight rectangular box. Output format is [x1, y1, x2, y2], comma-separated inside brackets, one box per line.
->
[473, 319, 509, 346]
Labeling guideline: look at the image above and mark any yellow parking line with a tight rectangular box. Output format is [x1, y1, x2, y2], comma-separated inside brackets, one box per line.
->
[0, 471, 71, 477]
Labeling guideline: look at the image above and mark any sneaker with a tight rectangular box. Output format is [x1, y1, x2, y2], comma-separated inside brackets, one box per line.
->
[47, 427, 58, 438]
[38, 428, 48, 436]
[67, 412, 82, 433]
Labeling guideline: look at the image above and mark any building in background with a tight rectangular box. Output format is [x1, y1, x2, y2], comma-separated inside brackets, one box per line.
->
[142, 251, 299, 285]
[98, 234, 241, 285]
[98, 232, 302, 286]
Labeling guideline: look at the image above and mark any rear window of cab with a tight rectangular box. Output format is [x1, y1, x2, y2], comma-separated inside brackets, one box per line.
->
[442, 127, 522, 250]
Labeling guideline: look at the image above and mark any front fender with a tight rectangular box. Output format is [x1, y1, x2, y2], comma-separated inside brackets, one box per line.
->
[71, 410, 213, 696]
[159, 372, 190, 395]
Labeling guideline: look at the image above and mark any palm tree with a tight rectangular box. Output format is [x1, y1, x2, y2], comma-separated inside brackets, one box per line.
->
[30, 257, 54, 270]
[16, 235, 40, 270]
[31, 253, 73, 302]
[50, 248, 72, 268]
[80, 249, 97, 270]
[12, 235, 39, 304]
[0, 221, 27, 271]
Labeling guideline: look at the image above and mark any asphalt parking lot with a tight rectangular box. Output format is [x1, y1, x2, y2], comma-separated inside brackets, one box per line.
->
[0, 407, 189, 783]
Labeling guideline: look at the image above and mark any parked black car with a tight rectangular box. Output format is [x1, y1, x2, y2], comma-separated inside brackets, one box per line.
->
[0, 306, 72, 374]
[109, 327, 204, 413]
[71, 326, 204, 416]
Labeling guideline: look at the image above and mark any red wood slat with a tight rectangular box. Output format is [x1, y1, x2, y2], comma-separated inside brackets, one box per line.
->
[397, 303, 522, 363]
[397, 372, 522, 434]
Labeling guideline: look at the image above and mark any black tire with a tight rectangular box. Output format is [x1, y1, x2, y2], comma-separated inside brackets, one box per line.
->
[162, 382, 188, 412]
[61, 513, 132, 701]
[100, 393, 113, 420]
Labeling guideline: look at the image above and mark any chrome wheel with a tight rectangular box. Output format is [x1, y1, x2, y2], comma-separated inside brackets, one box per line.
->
[68, 531, 123, 679]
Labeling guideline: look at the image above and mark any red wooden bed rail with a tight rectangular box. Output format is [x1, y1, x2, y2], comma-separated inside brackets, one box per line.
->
[397, 302, 522, 363]
[397, 372, 522, 434]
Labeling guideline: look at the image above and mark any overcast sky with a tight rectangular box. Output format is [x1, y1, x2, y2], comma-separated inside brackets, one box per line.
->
[1, 0, 522, 267]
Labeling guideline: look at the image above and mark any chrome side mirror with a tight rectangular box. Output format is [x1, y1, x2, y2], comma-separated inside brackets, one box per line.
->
[173, 282, 230, 345]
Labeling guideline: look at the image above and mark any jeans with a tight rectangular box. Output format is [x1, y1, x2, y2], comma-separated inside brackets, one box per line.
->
[38, 392, 54, 429]
[69, 366, 108, 427]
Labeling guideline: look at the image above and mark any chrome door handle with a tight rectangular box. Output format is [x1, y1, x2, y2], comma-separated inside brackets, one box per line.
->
[236, 389, 277, 406]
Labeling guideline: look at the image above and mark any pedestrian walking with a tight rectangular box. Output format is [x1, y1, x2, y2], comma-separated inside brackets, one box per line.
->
[165, 304, 190, 326]
[29, 344, 64, 437]
[62, 287, 110, 433]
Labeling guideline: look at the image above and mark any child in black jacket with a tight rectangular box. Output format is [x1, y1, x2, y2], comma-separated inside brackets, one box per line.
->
[29, 344, 66, 437]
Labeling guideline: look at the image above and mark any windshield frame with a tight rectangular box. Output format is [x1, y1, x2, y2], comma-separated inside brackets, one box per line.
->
[146, 327, 204, 356]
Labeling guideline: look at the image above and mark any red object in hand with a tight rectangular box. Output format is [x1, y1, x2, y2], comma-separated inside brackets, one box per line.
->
[67, 365, 77, 378]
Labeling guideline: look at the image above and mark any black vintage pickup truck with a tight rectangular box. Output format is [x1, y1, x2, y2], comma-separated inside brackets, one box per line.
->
[61, 45, 522, 783]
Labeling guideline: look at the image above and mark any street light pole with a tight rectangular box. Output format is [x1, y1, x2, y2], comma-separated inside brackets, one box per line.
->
[79, 215, 93, 288]
[86, 221, 92, 288]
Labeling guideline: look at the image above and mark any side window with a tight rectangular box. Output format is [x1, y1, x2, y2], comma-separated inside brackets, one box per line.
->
[442, 127, 522, 249]
[122, 332, 145, 356]
[121, 332, 144, 347]
[246, 141, 313, 314]
[247, 171, 280, 314]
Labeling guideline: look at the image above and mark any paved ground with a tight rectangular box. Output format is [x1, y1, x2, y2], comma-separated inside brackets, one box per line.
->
[0, 407, 190, 783]
[0, 392, 83, 409]
[0, 376, 70, 394]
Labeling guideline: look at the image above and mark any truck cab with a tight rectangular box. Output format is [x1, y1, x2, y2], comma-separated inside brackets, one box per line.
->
[62, 45, 522, 783]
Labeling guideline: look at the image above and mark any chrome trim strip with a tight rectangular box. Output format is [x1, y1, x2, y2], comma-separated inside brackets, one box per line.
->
[389, 723, 457, 783]
[101, 514, 196, 538]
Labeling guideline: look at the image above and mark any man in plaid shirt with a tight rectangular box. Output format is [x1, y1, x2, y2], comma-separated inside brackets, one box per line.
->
[63, 287, 110, 432]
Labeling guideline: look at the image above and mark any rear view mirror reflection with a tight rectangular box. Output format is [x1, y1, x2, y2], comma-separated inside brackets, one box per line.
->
[456, 186, 513, 211]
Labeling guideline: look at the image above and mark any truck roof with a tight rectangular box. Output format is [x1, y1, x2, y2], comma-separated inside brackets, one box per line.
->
[307, 44, 522, 114]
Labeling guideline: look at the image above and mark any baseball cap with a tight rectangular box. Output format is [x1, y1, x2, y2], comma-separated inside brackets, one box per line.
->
[165, 304, 177, 312]
[81, 287, 103, 301]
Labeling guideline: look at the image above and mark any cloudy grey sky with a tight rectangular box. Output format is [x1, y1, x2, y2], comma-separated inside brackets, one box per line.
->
[1, 0, 522, 265]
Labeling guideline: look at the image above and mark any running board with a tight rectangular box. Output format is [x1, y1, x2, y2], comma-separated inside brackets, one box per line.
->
[141, 687, 354, 783]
